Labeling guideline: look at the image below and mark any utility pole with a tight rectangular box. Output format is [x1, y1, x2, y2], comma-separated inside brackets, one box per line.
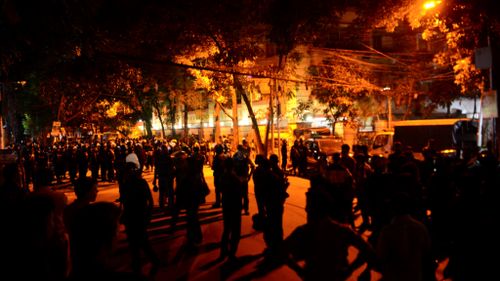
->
[475, 37, 497, 149]
[0, 83, 3, 149]
[277, 83, 281, 163]
[0, 82, 7, 149]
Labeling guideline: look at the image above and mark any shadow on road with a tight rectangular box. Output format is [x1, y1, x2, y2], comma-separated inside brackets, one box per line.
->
[219, 253, 264, 281]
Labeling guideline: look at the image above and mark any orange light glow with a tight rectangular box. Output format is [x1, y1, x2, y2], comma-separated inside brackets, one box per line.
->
[423, 0, 441, 10]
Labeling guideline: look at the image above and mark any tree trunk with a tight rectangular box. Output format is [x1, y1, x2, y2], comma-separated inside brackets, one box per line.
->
[170, 99, 177, 137]
[144, 118, 153, 138]
[153, 102, 166, 139]
[403, 96, 412, 120]
[183, 103, 188, 138]
[214, 102, 221, 143]
[234, 77, 265, 154]
[270, 80, 275, 155]
[231, 85, 239, 149]
[264, 79, 274, 156]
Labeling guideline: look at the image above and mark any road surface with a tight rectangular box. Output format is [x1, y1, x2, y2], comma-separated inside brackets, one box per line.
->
[59, 166, 385, 281]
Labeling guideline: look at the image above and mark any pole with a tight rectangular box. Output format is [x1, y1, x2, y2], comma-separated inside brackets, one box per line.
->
[270, 80, 275, 155]
[387, 96, 392, 129]
[277, 87, 281, 163]
[0, 83, 4, 149]
[478, 36, 495, 148]
[487, 36, 497, 156]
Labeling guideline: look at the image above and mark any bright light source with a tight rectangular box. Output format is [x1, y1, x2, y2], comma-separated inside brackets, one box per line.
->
[382, 87, 391, 91]
[423, 0, 441, 10]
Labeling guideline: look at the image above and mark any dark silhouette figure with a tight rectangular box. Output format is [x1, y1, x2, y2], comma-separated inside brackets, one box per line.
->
[211, 144, 227, 208]
[153, 144, 175, 211]
[233, 144, 255, 215]
[67, 202, 147, 281]
[290, 140, 300, 176]
[376, 192, 435, 281]
[252, 154, 269, 222]
[281, 139, 288, 172]
[121, 162, 160, 276]
[321, 153, 355, 228]
[340, 144, 356, 175]
[10, 193, 69, 281]
[285, 185, 376, 281]
[64, 176, 98, 230]
[297, 139, 308, 177]
[0, 162, 27, 212]
[219, 158, 244, 261]
[173, 148, 205, 246]
[259, 154, 289, 266]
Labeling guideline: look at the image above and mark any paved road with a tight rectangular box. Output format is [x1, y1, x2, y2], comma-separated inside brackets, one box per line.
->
[59, 167, 387, 281]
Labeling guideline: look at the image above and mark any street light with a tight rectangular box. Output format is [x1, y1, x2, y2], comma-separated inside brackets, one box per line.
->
[382, 87, 392, 129]
[423, 0, 441, 10]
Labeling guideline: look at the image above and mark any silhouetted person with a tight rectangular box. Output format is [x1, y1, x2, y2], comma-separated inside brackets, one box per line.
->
[64, 176, 98, 231]
[233, 144, 255, 215]
[0, 162, 27, 213]
[353, 153, 373, 232]
[322, 153, 355, 228]
[12, 193, 69, 281]
[173, 148, 204, 246]
[290, 140, 300, 176]
[211, 144, 226, 208]
[285, 185, 376, 281]
[219, 158, 244, 261]
[388, 141, 405, 174]
[121, 162, 159, 276]
[0, 163, 29, 279]
[297, 139, 308, 177]
[340, 144, 356, 175]
[153, 144, 175, 212]
[32, 167, 69, 279]
[376, 192, 435, 281]
[261, 154, 289, 265]
[444, 148, 495, 281]
[67, 202, 147, 281]
[252, 154, 269, 220]
[281, 139, 288, 172]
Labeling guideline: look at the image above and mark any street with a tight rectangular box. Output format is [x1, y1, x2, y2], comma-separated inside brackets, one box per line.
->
[60, 166, 383, 281]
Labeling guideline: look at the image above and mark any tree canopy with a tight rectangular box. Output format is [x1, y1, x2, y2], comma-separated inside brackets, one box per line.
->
[1, 0, 498, 142]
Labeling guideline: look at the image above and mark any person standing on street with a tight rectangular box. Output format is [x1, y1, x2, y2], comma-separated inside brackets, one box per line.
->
[219, 158, 244, 262]
[233, 144, 255, 215]
[121, 162, 159, 276]
[153, 144, 175, 212]
[281, 139, 288, 173]
[285, 186, 376, 281]
[211, 144, 226, 208]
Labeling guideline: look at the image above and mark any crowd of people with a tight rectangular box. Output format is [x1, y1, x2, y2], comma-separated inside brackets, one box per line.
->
[0, 135, 498, 280]
[290, 141, 499, 280]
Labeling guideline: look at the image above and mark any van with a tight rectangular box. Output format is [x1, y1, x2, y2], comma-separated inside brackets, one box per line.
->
[304, 137, 343, 172]
[368, 118, 478, 160]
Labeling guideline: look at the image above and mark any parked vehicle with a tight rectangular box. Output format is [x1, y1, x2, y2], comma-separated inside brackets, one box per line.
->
[368, 118, 478, 160]
[305, 137, 344, 160]
[304, 136, 344, 173]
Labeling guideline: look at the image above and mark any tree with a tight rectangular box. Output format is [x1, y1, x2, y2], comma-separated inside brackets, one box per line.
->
[293, 99, 316, 122]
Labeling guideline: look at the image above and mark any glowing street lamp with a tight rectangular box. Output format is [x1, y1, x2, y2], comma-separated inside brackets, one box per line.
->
[423, 0, 441, 11]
